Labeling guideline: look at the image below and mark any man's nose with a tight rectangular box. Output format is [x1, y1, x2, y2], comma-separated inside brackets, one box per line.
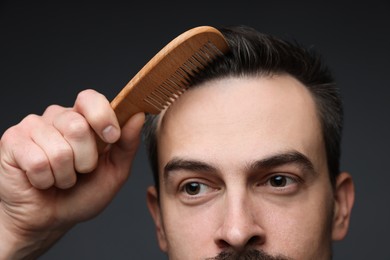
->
[214, 189, 265, 252]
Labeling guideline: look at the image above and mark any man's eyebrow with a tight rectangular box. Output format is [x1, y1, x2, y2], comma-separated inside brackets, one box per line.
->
[164, 158, 217, 179]
[163, 151, 316, 180]
[246, 151, 316, 174]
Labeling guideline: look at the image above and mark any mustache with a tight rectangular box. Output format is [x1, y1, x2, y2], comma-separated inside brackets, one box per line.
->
[206, 249, 291, 260]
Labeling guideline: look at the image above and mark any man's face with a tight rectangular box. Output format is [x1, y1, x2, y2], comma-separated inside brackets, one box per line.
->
[147, 75, 351, 259]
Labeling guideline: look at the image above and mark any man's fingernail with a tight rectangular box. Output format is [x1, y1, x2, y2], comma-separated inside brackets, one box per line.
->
[102, 125, 119, 143]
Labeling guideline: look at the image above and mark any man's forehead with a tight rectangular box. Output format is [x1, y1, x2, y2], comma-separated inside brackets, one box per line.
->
[155, 74, 327, 180]
[157, 74, 318, 131]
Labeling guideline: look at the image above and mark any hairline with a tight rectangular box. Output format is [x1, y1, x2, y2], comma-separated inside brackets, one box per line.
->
[145, 72, 335, 194]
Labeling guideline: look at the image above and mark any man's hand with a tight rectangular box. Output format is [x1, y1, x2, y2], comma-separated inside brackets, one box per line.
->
[0, 89, 145, 259]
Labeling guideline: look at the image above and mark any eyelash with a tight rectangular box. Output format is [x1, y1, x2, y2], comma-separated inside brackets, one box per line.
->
[179, 181, 207, 196]
[268, 174, 297, 185]
[260, 173, 302, 192]
[178, 180, 217, 198]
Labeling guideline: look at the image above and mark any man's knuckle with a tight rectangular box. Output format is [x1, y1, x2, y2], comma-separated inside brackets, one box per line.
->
[27, 155, 50, 173]
[51, 146, 73, 166]
[66, 118, 91, 139]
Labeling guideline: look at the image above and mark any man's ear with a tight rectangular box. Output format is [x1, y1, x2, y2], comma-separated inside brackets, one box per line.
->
[332, 171, 355, 240]
[147, 186, 168, 252]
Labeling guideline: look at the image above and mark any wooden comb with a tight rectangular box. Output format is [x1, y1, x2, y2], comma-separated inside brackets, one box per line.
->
[99, 26, 229, 150]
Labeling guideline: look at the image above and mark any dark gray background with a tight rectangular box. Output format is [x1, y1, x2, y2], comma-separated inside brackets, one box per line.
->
[0, 1, 389, 259]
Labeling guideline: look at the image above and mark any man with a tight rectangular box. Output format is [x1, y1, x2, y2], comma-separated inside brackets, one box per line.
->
[0, 25, 354, 259]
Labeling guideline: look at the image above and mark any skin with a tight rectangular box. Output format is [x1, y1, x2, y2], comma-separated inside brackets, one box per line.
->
[0, 89, 145, 259]
[147, 75, 355, 259]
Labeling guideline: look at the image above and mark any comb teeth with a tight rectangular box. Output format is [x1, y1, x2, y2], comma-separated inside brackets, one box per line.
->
[143, 41, 223, 111]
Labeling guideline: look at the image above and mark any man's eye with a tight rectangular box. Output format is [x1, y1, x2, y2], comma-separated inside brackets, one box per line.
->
[268, 175, 296, 187]
[183, 182, 209, 196]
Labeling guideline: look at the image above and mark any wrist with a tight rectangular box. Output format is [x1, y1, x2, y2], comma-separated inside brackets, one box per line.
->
[0, 218, 72, 260]
[0, 221, 36, 260]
